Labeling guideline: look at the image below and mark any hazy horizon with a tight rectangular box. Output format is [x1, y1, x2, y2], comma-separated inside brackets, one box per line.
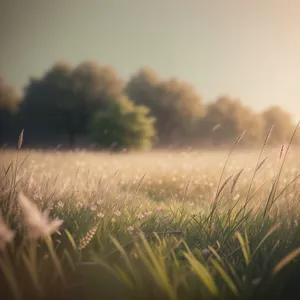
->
[1, 0, 300, 119]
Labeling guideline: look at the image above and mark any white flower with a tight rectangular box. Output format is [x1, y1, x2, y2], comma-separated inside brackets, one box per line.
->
[127, 226, 135, 233]
[97, 212, 104, 218]
[57, 201, 64, 209]
[18, 192, 63, 239]
[137, 213, 144, 220]
[144, 211, 152, 217]
[0, 214, 15, 250]
[75, 202, 84, 210]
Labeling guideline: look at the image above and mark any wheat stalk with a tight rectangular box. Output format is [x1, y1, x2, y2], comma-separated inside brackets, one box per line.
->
[18, 129, 24, 150]
[231, 168, 243, 194]
[78, 223, 99, 250]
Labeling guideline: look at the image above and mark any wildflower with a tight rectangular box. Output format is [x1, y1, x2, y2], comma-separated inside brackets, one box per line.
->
[127, 226, 135, 233]
[97, 212, 104, 218]
[137, 213, 144, 221]
[111, 218, 116, 223]
[96, 200, 103, 206]
[114, 210, 121, 217]
[144, 211, 152, 217]
[0, 214, 15, 251]
[18, 192, 63, 239]
[57, 201, 64, 209]
[156, 206, 164, 213]
[75, 202, 84, 210]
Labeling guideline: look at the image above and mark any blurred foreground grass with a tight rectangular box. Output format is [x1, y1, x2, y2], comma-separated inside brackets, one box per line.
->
[1, 141, 300, 300]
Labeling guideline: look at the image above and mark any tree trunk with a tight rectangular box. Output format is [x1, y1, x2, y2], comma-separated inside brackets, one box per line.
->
[0, 111, 5, 146]
[0, 121, 3, 146]
[68, 131, 76, 149]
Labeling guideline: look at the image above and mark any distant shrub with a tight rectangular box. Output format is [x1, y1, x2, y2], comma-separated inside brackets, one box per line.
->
[88, 96, 156, 151]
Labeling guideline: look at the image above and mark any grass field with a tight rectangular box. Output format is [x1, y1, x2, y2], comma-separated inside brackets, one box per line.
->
[1, 140, 300, 300]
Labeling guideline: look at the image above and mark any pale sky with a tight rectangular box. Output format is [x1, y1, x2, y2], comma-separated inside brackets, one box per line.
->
[0, 0, 300, 119]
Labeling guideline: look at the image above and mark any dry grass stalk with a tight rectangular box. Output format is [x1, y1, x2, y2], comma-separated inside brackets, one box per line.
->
[255, 157, 268, 173]
[78, 224, 99, 250]
[231, 169, 243, 194]
[18, 129, 24, 150]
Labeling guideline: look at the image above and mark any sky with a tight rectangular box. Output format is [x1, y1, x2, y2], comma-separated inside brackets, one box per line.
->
[0, 0, 300, 119]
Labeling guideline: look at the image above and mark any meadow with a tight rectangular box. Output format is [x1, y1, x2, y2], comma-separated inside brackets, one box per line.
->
[1, 137, 300, 300]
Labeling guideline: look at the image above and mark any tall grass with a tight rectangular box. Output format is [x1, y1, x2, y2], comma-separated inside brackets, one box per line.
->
[1, 131, 300, 299]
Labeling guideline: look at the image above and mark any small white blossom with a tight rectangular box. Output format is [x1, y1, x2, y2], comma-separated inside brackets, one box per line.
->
[75, 202, 84, 210]
[137, 213, 144, 220]
[97, 212, 104, 218]
[127, 226, 135, 233]
[57, 201, 64, 209]
[144, 211, 152, 217]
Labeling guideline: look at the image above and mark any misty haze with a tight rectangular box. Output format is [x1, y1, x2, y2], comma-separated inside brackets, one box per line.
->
[1, 1, 300, 300]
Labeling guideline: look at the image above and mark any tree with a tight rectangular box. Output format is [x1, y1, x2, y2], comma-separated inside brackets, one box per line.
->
[154, 78, 205, 144]
[88, 96, 156, 151]
[73, 61, 124, 111]
[0, 77, 21, 145]
[125, 68, 205, 145]
[125, 67, 159, 107]
[21, 61, 124, 147]
[199, 95, 265, 146]
[21, 62, 78, 146]
[261, 106, 298, 145]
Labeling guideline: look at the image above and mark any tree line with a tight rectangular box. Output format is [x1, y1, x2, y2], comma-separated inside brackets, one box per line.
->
[0, 60, 298, 150]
